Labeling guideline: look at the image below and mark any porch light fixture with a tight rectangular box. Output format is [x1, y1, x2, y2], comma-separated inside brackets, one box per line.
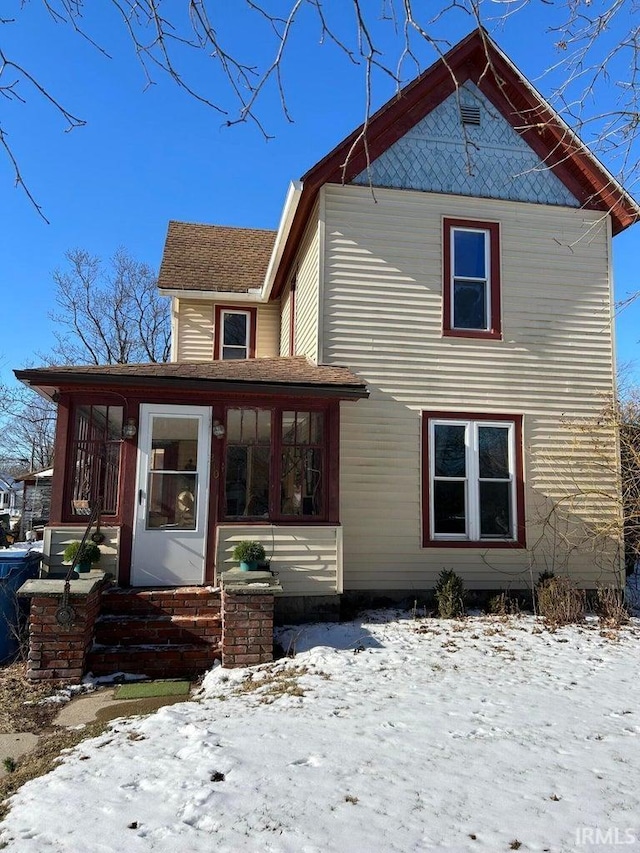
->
[123, 417, 138, 439]
[212, 420, 225, 439]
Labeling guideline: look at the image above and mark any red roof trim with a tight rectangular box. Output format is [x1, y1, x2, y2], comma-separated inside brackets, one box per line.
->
[271, 29, 638, 297]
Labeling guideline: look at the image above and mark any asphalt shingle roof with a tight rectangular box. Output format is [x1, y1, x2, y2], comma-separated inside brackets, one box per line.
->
[157, 221, 277, 294]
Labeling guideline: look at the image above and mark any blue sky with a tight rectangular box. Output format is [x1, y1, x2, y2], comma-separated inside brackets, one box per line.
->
[1, 2, 638, 388]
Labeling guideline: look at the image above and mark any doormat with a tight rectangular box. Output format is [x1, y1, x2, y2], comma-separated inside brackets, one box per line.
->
[114, 681, 192, 700]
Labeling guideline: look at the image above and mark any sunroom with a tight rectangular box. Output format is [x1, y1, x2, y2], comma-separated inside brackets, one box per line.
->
[16, 358, 368, 609]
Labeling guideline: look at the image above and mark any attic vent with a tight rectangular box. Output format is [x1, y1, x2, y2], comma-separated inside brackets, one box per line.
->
[460, 105, 481, 126]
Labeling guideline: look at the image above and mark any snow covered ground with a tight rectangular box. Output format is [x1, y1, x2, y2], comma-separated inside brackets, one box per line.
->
[1, 612, 640, 853]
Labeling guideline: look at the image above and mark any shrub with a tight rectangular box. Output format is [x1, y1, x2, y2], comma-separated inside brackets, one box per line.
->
[487, 592, 521, 616]
[536, 570, 555, 588]
[232, 540, 266, 563]
[595, 586, 630, 628]
[62, 540, 101, 565]
[536, 576, 585, 628]
[434, 569, 466, 618]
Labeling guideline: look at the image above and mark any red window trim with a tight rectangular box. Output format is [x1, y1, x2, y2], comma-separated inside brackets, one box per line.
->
[443, 218, 502, 341]
[220, 401, 339, 524]
[213, 305, 257, 360]
[288, 275, 297, 356]
[421, 411, 525, 549]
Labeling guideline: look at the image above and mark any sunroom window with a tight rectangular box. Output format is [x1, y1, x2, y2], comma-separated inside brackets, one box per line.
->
[223, 407, 327, 521]
[69, 405, 122, 516]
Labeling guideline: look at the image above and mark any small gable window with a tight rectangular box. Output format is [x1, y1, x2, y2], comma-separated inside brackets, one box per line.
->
[214, 306, 257, 360]
[443, 218, 501, 340]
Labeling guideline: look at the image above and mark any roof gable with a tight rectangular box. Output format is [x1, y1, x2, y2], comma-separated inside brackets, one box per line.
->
[351, 82, 580, 208]
[270, 29, 638, 297]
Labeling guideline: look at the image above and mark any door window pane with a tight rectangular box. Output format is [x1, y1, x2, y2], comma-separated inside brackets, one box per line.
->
[150, 417, 198, 472]
[433, 481, 466, 534]
[434, 424, 466, 477]
[147, 472, 197, 530]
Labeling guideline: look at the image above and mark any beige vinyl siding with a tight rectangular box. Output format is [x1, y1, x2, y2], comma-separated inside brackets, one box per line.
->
[323, 183, 619, 590]
[280, 282, 292, 355]
[174, 298, 280, 361]
[256, 300, 280, 358]
[175, 300, 214, 361]
[43, 526, 120, 578]
[216, 525, 341, 596]
[292, 202, 320, 361]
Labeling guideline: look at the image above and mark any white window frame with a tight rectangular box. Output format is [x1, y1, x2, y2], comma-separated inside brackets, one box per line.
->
[450, 226, 491, 332]
[219, 309, 251, 360]
[429, 417, 517, 542]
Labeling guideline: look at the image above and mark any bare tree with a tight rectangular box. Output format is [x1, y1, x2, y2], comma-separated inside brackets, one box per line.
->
[0, 385, 56, 471]
[45, 248, 170, 366]
[2, 2, 639, 217]
[1, 246, 168, 466]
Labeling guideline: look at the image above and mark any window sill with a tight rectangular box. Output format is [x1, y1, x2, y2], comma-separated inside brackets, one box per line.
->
[423, 538, 525, 549]
[443, 328, 502, 341]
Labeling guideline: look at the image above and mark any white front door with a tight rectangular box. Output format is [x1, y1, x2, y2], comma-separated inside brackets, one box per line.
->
[131, 404, 211, 586]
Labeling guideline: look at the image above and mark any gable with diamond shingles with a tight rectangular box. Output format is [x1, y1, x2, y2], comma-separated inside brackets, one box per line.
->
[352, 83, 579, 208]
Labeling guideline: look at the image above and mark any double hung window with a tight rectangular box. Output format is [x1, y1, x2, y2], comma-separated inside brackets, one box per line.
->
[443, 219, 501, 339]
[215, 306, 256, 360]
[423, 413, 524, 547]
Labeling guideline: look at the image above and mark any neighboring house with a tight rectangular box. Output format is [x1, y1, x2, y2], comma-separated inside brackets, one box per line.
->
[0, 473, 22, 526]
[14, 468, 53, 538]
[16, 30, 639, 617]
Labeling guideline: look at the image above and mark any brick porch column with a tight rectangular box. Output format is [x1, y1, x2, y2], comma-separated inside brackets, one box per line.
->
[221, 585, 278, 668]
[18, 574, 107, 683]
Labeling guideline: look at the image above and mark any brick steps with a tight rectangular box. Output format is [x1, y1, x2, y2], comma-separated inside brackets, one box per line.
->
[87, 643, 220, 678]
[87, 586, 223, 679]
[94, 614, 221, 646]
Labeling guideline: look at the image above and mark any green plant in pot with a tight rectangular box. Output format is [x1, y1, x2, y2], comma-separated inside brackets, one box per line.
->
[232, 540, 266, 572]
[63, 540, 101, 574]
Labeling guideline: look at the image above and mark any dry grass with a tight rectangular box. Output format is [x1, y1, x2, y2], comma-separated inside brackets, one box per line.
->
[0, 663, 109, 819]
[229, 665, 310, 704]
[0, 721, 107, 819]
[536, 577, 586, 629]
[0, 663, 66, 735]
[595, 587, 630, 628]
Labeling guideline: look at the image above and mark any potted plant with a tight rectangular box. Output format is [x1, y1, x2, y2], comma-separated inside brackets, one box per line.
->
[232, 540, 266, 572]
[63, 540, 102, 574]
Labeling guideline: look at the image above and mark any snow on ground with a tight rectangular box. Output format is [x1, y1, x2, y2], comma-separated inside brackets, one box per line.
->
[2, 613, 640, 853]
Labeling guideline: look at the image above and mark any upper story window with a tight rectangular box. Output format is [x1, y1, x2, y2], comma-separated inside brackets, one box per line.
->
[443, 218, 501, 340]
[422, 412, 525, 548]
[214, 306, 257, 360]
